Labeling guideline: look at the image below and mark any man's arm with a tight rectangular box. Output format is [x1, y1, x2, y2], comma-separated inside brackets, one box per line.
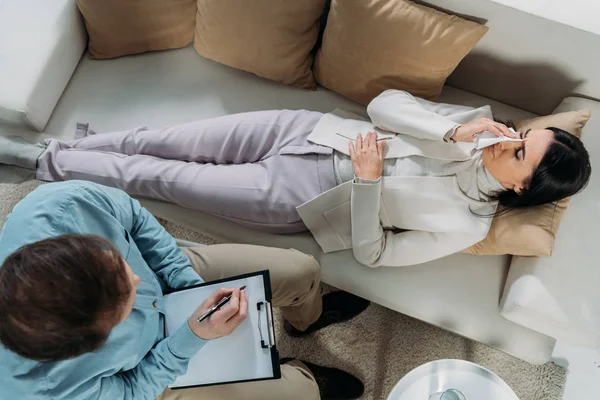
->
[84, 288, 245, 400]
[126, 198, 202, 289]
[74, 181, 202, 289]
[90, 323, 205, 400]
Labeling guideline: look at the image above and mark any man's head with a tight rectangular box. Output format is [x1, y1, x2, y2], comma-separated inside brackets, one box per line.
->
[0, 235, 140, 362]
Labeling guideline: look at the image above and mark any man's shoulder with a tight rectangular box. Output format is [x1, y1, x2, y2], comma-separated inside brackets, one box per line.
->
[18, 181, 120, 218]
[0, 347, 45, 397]
[0, 181, 111, 261]
[16, 181, 89, 209]
[29, 180, 105, 201]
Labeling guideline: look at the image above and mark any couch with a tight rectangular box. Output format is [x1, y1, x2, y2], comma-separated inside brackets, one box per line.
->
[1, 0, 599, 365]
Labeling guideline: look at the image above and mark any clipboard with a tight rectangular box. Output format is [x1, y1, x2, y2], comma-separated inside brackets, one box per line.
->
[163, 270, 280, 389]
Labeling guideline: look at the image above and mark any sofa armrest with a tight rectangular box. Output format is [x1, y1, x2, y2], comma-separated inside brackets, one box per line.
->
[500, 96, 600, 347]
[0, 0, 87, 131]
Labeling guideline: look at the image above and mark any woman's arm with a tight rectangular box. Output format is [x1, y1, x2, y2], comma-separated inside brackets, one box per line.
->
[350, 179, 483, 267]
[367, 89, 515, 141]
[367, 90, 459, 141]
[348, 132, 484, 267]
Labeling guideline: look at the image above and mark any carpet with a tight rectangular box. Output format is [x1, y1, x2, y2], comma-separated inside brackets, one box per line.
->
[0, 180, 566, 400]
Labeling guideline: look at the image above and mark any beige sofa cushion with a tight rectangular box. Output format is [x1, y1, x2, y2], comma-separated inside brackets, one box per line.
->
[314, 0, 488, 105]
[77, 0, 196, 59]
[463, 110, 591, 256]
[194, 0, 327, 88]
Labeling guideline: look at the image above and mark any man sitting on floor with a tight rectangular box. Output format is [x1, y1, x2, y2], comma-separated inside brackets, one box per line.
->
[0, 180, 368, 400]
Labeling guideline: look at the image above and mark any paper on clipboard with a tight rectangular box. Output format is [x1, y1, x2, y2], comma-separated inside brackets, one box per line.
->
[164, 271, 278, 389]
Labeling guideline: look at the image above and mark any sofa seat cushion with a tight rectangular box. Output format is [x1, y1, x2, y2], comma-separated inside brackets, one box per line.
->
[501, 96, 600, 348]
[0, 0, 86, 131]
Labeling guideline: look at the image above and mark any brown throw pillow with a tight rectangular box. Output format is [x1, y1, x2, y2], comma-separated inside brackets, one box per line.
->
[194, 0, 327, 88]
[463, 110, 591, 256]
[77, 0, 196, 59]
[314, 0, 488, 105]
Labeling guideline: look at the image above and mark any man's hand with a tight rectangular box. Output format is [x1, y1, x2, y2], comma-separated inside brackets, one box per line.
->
[187, 288, 248, 340]
[451, 118, 518, 143]
[349, 132, 386, 181]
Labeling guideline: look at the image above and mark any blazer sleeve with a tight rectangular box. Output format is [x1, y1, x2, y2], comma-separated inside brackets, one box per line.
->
[367, 89, 469, 141]
[350, 179, 484, 267]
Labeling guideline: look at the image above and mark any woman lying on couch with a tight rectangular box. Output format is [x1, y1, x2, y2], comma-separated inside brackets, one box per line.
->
[0, 90, 591, 267]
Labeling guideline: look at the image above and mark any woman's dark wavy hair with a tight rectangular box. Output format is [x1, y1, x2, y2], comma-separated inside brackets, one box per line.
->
[491, 121, 591, 210]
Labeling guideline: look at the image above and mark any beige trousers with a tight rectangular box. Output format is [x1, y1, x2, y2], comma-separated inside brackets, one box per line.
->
[157, 244, 323, 400]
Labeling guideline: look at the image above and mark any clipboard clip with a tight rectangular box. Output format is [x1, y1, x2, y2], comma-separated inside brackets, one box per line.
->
[257, 301, 275, 349]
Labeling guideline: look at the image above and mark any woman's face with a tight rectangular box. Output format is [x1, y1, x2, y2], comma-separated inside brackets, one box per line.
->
[482, 129, 554, 194]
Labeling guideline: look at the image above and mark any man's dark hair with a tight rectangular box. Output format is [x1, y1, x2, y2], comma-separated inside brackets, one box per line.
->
[0, 235, 131, 362]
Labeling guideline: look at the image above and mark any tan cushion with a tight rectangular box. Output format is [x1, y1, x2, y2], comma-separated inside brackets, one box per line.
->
[77, 0, 196, 60]
[463, 110, 591, 256]
[314, 0, 488, 105]
[194, 0, 327, 88]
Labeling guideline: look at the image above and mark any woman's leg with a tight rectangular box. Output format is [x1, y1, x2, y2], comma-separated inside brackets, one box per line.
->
[35, 110, 337, 232]
[37, 148, 284, 232]
[61, 110, 324, 164]
[36, 149, 334, 234]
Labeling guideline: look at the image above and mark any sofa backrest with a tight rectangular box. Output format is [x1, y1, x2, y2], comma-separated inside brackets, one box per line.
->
[418, 0, 600, 116]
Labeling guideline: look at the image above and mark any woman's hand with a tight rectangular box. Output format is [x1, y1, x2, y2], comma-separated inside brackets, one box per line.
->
[349, 132, 385, 181]
[451, 118, 518, 143]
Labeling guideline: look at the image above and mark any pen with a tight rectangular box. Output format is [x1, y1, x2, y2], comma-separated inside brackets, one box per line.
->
[197, 285, 247, 323]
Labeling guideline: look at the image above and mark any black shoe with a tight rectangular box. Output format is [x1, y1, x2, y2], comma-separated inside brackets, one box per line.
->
[281, 359, 364, 400]
[284, 291, 370, 337]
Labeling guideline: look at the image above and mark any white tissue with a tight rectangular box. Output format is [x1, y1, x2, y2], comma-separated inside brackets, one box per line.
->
[474, 128, 523, 150]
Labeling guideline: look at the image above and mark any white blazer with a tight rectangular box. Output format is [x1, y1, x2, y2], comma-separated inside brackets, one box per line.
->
[297, 90, 499, 267]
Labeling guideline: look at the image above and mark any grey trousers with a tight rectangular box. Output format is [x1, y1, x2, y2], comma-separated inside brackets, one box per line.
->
[36, 110, 336, 233]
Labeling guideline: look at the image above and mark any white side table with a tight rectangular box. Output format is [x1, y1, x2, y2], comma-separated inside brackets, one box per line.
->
[387, 360, 519, 400]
